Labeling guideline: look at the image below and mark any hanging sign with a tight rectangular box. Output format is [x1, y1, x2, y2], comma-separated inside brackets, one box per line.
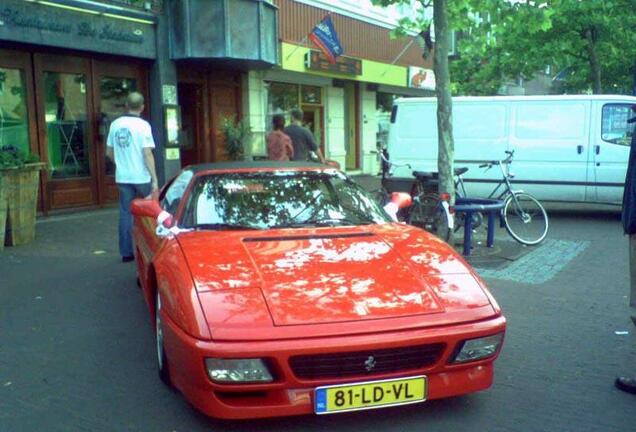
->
[305, 50, 362, 76]
[408, 67, 435, 90]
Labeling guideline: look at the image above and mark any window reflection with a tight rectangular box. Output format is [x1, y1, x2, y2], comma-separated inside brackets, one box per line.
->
[183, 171, 390, 229]
[0, 67, 30, 153]
[44, 72, 90, 178]
[602, 104, 635, 146]
[100, 77, 137, 175]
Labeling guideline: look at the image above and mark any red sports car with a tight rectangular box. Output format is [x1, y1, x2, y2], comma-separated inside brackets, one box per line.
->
[131, 161, 506, 420]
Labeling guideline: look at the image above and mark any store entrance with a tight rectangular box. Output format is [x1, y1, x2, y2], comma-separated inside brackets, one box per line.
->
[301, 105, 325, 156]
[177, 68, 242, 165]
[0, 47, 148, 211]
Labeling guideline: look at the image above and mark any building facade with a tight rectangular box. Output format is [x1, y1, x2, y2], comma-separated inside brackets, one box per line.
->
[246, 0, 434, 174]
[0, 0, 431, 212]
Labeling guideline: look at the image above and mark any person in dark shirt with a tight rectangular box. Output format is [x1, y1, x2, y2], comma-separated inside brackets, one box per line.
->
[616, 105, 636, 395]
[284, 108, 326, 164]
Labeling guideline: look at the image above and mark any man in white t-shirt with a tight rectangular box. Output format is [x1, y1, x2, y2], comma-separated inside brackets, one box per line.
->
[106, 92, 159, 262]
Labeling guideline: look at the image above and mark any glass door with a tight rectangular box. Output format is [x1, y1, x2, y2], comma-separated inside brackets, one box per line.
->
[0, 49, 37, 159]
[34, 54, 97, 209]
[92, 60, 148, 204]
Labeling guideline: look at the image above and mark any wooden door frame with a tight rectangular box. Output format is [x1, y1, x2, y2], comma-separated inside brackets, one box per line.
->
[208, 72, 242, 162]
[344, 81, 360, 170]
[33, 53, 97, 210]
[177, 71, 209, 164]
[300, 104, 325, 156]
[91, 59, 149, 205]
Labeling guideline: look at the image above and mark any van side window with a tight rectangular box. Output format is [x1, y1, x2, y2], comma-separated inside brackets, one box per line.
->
[602, 104, 634, 146]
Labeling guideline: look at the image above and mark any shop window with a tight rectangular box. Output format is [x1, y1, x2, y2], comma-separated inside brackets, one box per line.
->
[0, 68, 30, 154]
[602, 104, 634, 146]
[266, 82, 299, 130]
[99, 77, 138, 175]
[44, 72, 91, 179]
[301, 85, 322, 105]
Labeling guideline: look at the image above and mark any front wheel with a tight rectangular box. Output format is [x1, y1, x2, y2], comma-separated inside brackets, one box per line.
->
[503, 193, 548, 245]
[156, 291, 171, 386]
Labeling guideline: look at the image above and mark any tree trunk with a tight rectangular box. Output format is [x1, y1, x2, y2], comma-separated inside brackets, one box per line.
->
[433, 0, 455, 202]
[584, 28, 602, 94]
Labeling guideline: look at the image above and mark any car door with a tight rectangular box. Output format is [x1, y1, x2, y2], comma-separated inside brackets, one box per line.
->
[590, 102, 634, 204]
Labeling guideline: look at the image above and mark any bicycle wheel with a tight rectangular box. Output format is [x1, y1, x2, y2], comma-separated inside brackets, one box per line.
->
[407, 194, 451, 242]
[503, 192, 548, 245]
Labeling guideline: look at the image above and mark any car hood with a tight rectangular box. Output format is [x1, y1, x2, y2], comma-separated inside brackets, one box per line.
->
[178, 225, 494, 330]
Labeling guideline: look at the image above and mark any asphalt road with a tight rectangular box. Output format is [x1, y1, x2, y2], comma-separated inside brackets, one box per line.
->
[1, 207, 634, 432]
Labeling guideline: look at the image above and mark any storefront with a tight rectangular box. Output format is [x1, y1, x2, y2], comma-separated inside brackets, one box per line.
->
[0, 0, 156, 211]
[0, 0, 279, 212]
[244, 0, 434, 175]
[168, 0, 278, 168]
[246, 43, 432, 175]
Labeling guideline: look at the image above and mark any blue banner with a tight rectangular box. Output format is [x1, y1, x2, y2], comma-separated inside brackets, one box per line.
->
[309, 15, 343, 64]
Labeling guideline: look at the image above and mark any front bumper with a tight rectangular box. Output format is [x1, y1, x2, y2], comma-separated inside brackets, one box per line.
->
[161, 312, 506, 419]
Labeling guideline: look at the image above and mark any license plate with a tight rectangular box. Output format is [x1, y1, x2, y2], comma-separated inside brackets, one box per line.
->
[314, 376, 427, 414]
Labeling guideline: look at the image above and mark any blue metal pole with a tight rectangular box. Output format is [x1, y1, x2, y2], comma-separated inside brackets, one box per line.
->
[487, 210, 496, 247]
[463, 211, 473, 256]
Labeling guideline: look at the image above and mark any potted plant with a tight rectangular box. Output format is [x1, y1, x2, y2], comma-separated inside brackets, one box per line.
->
[0, 145, 45, 250]
[221, 117, 252, 161]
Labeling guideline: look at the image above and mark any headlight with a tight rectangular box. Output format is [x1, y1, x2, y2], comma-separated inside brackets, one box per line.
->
[451, 333, 504, 364]
[205, 358, 274, 383]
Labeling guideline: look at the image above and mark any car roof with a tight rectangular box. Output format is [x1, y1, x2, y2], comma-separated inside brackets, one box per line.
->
[185, 161, 330, 174]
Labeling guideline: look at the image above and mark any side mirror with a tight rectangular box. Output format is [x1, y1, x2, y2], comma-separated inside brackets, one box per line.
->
[131, 199, 174, 228]
[383, 192, 412, 222]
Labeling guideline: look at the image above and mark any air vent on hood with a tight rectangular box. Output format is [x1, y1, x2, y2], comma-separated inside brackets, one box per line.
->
[243, 232, 374, 242]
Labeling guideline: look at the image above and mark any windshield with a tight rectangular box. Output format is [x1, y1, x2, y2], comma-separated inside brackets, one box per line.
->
[181, 170, 391, 230]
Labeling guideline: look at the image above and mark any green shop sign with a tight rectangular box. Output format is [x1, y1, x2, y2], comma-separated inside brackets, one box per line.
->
[0, 0, 156, 59]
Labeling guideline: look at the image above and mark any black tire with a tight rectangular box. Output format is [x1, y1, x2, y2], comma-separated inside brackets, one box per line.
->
[503, 192, 548, 245]
[155, 291, 171, 386]
[407, 194, 451, 242]
[454, 211, 484, 233]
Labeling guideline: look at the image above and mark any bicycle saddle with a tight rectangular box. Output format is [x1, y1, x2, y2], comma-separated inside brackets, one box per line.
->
[455, 167, 469, 176]
[412, 171, 437, 180]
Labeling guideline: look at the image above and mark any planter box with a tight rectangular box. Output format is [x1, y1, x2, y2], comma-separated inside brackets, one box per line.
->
[0, 163, 45, 250]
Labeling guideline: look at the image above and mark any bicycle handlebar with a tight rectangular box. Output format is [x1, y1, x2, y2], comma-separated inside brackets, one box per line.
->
[377, 151, 412, 169]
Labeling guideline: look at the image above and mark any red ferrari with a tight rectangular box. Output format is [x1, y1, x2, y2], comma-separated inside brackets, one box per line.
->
[131, 161, 506, 420]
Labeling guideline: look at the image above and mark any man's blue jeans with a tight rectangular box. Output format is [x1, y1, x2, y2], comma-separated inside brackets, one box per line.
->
[117, 183, 152, 258]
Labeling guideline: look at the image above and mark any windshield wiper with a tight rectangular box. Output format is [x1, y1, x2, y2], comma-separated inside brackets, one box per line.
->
[192, 223, 261, 231]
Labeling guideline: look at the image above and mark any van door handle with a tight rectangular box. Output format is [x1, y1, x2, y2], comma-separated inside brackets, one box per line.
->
[594, 145, 600, 155]
[577, 145, 583, 154]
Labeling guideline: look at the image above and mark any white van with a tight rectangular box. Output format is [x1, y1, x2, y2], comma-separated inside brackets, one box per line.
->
[387, 95, 636, 205]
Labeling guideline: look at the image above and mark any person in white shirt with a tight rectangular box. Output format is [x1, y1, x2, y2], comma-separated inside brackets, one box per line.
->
[106, 92, 159, 262]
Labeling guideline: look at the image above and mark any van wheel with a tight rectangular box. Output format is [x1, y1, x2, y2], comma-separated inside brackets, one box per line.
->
[155, 291, 172, 386]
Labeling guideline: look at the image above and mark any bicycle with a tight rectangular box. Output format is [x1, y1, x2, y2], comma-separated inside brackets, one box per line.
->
[455, 150, 549, 245]
[370, 150, 453, 242]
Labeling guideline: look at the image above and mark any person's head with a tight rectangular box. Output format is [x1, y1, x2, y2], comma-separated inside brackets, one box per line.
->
[272, 114, 285, 131]
[126, 92, 145, 114]
[290, 108, 303, 123]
